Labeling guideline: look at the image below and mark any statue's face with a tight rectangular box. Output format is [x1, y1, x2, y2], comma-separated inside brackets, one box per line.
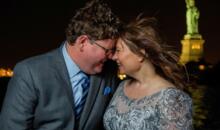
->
[189, 0, 195, 6]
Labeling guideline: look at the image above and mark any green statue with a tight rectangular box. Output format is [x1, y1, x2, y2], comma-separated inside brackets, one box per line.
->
[185, 0, 200, 35]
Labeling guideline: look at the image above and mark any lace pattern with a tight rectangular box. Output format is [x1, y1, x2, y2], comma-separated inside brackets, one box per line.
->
[103, 81, 193, 130]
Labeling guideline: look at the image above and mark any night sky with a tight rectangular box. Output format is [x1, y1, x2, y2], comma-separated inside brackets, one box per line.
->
[1, 0, 220, 68]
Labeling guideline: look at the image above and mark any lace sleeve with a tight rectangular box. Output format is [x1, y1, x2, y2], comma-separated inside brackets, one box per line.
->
[158, 89, 193, 130]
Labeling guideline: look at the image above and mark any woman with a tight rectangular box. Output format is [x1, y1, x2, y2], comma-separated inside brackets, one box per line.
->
[103, 16, 193, 130]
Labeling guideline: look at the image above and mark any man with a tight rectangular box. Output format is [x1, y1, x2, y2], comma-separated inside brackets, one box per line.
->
[0, 0, 121, 129]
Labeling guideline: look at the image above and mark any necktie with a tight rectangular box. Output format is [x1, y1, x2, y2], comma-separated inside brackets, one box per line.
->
[73, 72, 90, 119]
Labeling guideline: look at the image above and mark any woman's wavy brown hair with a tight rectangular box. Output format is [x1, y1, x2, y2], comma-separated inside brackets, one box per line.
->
[119, 15, 187, 90]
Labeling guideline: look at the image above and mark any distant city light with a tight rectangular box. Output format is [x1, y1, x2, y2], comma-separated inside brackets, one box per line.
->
[0, 68, 13, 77]
[198, 64, 205, 70]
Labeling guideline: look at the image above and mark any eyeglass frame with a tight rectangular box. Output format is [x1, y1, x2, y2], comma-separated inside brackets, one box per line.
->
[89, 39, 115, 55]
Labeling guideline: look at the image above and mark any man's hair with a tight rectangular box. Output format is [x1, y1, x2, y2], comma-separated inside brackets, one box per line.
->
[65, 0, 121, 44]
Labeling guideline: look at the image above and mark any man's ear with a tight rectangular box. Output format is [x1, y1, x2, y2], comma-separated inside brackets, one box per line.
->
[75, 35, 89, 49]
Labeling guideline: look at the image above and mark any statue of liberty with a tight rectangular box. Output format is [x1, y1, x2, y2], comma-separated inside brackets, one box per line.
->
[185, 0, 200, 35]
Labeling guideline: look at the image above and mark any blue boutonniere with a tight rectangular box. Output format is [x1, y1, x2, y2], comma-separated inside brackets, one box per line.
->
[103, 86, 112, 96]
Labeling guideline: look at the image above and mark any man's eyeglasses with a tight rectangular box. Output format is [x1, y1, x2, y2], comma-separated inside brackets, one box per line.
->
[89, 39, 115, 55]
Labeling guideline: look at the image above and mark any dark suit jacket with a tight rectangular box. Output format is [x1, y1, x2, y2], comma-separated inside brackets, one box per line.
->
[0, 45, 119, 130]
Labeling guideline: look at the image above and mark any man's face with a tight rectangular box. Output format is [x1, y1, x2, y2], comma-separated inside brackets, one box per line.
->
[83, 38, 116, 74]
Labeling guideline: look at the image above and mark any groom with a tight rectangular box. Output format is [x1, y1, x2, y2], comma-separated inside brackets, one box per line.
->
[0, 0, 121, 129]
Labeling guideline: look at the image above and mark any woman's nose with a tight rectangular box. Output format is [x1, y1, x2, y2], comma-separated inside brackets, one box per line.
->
[111, 53, 117, 60]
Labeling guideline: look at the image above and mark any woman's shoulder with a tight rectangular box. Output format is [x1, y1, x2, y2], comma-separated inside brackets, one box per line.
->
[160, 87, 192, 105]
[118, 79, 130, 88]
[113, 79, 130, 96]
[163, 87, 191, 97]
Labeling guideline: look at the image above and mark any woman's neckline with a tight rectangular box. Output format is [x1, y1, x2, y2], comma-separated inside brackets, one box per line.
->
[121, 81, 176, 101]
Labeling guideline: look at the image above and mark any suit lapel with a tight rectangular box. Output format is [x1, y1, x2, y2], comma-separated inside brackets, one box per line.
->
[79, 74, 102, 128]
[51, 46, 74, 108]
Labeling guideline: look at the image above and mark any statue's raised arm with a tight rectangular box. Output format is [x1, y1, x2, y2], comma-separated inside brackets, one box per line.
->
[185, 0, 200, 35]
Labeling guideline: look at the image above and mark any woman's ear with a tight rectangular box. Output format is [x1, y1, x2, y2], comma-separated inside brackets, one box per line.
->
[138, 49, 147, 62]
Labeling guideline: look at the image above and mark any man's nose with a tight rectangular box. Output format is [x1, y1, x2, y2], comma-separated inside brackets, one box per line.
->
[107, 53, 113, 59]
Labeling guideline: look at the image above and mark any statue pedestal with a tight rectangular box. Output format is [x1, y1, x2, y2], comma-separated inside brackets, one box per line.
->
[180, 34, 205, 64]
[184, 34, 202, 39]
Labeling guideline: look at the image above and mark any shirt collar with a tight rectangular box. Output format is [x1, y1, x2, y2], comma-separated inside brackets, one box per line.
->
[62, 41, 80, 78]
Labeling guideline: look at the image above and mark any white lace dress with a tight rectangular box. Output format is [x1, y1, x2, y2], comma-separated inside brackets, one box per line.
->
[103, 80, 193, 130]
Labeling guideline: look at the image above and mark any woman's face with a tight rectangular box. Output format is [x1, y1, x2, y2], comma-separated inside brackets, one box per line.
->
[112, 38, 142, 75]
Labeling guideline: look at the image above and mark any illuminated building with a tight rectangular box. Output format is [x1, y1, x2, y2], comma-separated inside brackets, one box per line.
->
[0, 68, 13, 77]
